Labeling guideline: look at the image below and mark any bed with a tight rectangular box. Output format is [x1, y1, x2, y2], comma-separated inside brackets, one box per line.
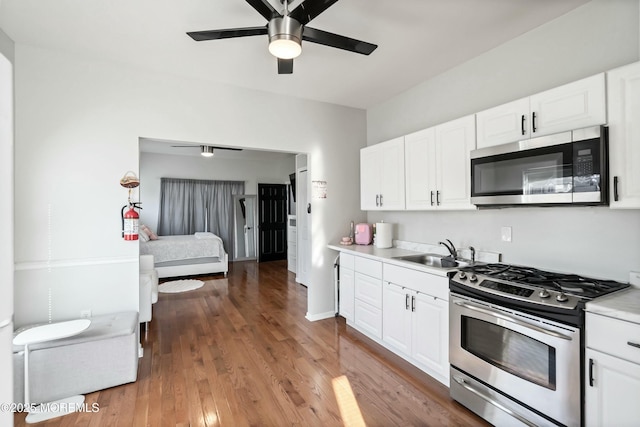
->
[139, 232, 228, 278]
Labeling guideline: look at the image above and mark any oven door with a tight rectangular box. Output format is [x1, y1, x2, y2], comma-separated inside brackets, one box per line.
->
[449, 293, 581, 427]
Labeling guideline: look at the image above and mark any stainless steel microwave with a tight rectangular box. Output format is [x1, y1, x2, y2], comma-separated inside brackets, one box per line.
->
[470, 126, 608, 207]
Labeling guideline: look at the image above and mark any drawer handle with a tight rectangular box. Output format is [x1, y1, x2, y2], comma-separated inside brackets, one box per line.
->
[628, 341, 640, 349]
[589, 358, 594, 387]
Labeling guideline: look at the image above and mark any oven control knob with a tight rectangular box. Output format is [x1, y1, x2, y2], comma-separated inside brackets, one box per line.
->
[556, 293, 569, 303]
[469, 274, 478, 282]
[539, 289, 551, 299]
[459, 272, 467, 280]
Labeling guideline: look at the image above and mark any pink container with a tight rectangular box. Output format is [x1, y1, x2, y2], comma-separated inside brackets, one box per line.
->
[354, 223, 373, 245]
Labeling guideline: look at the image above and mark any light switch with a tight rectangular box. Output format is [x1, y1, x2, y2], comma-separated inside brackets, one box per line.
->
[501, 226, 512, 242]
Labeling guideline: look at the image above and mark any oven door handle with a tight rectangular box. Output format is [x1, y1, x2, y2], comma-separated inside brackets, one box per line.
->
[453, 376, 539, 427]
[454, 301, 573, 341]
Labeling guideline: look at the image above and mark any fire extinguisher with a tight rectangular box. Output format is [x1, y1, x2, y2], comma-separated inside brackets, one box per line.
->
[121, 202, 142, 240]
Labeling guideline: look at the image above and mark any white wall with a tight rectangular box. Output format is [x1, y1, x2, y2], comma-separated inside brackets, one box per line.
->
[139, 151, 296, 232]
[366, 0, 640, 282]
[0, 26, 14, 426]
[12, 44, 365, 326]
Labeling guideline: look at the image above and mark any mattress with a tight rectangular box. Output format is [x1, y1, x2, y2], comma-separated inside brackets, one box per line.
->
[140, 233, 225, 263]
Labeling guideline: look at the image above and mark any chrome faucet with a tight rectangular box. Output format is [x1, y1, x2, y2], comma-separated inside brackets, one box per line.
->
[439, 239, 457, 260]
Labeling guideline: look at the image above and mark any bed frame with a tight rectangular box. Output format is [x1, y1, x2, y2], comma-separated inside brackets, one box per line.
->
[154, 253, 228, 279]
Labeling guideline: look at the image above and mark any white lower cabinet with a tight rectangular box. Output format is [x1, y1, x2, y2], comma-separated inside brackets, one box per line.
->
[382, 264, 450, 386]
[411, 292, 448, 380]
[585, 348, 640, 427]
[382, 282, 412, 354]
[337, 251, 450, 386]
[344, 255, 383, 341]
[585, 312, 640, 427]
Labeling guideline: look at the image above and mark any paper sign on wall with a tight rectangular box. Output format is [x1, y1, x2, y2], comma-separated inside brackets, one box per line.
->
[312, 181, 327, 199]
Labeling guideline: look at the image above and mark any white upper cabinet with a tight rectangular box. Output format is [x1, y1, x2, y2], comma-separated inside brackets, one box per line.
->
[607, 61, 640, 208]
[476, 97, 530, 148]
[360, 137, 405, 210]
[405, 115, 476, 210]
[405, 127, 437, 209]
[476, 73, 606, 148]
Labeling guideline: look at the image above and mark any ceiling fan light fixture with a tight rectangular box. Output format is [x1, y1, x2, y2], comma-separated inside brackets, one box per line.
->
[200, 145, 215, 157]
[268, 16, 302, 59]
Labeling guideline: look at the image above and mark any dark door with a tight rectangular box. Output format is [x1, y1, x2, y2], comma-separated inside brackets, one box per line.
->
[258, 183, 287, 262]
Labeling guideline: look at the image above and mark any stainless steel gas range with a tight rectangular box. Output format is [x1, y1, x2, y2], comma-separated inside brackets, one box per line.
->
[448, 263, 629, 427]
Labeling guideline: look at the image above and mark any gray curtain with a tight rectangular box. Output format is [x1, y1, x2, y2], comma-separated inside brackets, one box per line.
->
[157, 178, 245, 252]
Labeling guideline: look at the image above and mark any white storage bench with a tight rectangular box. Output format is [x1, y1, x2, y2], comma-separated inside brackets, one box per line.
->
[13, 311, 139, 404]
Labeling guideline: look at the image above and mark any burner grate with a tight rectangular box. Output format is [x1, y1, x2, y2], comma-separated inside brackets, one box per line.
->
[459, 263, 628, 299]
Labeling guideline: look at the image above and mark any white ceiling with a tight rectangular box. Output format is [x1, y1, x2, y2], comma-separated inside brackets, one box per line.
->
[0, 0, 590, 110]
[139, 137, 297, 160]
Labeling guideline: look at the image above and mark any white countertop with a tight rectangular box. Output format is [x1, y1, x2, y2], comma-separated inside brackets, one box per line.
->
[328, 243, 458, 277]
[586, 287, 640, 324]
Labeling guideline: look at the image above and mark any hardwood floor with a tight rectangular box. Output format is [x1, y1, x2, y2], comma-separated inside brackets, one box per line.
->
[15, 260, 488, 426]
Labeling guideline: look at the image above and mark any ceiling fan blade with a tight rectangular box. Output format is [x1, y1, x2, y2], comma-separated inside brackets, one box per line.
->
[289, 0, 340, 26]
[278, 58, 293, 74]
[245, 0, 281, 21]
[303, 27, 377, 55]
[171, 145, 243, 151]
[187, 26, 268, 41]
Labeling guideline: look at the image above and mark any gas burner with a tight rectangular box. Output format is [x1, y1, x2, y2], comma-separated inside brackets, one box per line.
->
[457, 263, 629, 300]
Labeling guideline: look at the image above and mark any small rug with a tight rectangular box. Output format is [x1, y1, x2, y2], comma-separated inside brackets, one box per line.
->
[158, 279, 204, 293]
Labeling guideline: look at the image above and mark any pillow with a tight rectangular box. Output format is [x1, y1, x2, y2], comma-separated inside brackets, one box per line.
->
[138, 227, 150, 242]
[141, 224, 158, 240]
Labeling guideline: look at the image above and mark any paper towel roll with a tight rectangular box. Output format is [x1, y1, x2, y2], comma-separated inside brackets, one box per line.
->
[375, 222, 393, 248]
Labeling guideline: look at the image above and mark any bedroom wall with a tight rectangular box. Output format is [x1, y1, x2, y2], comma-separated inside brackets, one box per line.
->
[365, 0, 640, 282]
[139, 150, 296, 233]
[11, 44, 366, 327]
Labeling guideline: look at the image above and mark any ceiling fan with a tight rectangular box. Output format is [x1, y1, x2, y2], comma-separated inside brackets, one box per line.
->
[172, 145, 243, 157]
[187, 0, 378, 74]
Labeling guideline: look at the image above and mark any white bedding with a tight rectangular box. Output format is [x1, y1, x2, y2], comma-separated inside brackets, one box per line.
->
[140, 233, 225, 264]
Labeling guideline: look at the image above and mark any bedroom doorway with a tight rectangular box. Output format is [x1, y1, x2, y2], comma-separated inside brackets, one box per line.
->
[232, 195, 257, 261]
[257, 183, 287, 262]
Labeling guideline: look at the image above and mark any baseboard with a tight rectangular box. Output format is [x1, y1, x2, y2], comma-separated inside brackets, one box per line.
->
[305, 310, 336, 322]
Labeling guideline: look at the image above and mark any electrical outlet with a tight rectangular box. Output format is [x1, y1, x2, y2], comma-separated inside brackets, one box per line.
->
[501, 226, 512, 242]
[80, 310, 92, 319]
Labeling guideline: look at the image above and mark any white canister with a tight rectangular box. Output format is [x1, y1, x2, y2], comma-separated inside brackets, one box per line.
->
[375, 222, 393, 248]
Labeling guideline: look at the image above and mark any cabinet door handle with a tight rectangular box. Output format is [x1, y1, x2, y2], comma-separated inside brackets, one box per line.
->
[430, 190, 434, 206]
[521, 114, 526, 135]
[628, 341, 640, 349]
[411, 295, 416, 312]
[532, 112, 537, 133]
[375, 194, 379, 207]
[436, 191, 441, 205]
[380, 194, 383, 206]
[614, 176, 619, 202]
[405, 294, 410, 310]
[589, 358, 595, 387]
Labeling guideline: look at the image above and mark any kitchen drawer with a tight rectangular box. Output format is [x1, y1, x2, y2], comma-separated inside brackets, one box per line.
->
[354, 300, 382, 340]
[355, 256, 382, 279]
[355, 272, 382, 308]
[287, 227, 296, 242]
[384, 263, 449, 300]
[340, 253, 355, 270]
[586, 313, 640, 363]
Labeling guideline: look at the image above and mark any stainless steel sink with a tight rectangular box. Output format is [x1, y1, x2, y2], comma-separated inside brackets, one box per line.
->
[392, 253, 468, 269]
